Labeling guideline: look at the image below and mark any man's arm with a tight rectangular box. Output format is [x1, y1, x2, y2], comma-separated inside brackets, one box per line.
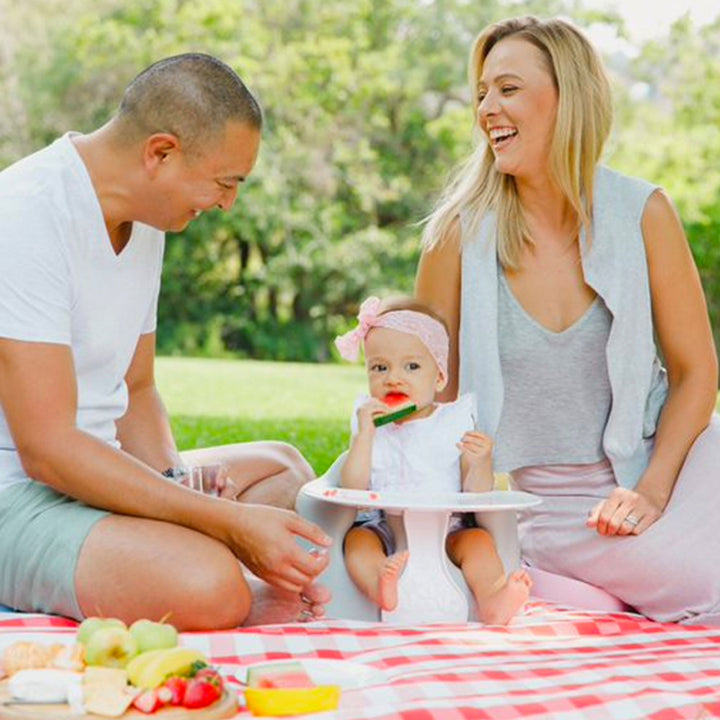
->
[115, 332, 181, 472]
[0, 337, 330, 591]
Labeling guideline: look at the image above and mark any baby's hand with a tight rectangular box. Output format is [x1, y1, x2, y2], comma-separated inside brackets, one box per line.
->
[356, 398, 391, 434]
[458, 431, 494, 492]
[458, 431, 493, 462]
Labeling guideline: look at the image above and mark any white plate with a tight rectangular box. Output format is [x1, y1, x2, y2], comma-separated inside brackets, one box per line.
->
[241, 659, 387, 690]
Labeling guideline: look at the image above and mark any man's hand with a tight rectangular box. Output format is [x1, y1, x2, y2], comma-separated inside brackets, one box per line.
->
[586, 486, 663, 536]
[228, 504, 331, 592]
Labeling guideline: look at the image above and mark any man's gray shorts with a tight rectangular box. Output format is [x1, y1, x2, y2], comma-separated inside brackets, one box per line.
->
[0, 481, 109, 620]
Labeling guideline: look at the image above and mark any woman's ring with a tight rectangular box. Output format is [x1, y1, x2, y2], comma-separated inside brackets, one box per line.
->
[624, 514, 640, 527]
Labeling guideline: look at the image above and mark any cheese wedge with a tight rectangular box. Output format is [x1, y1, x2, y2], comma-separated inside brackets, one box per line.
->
[83, 667, 137, 718]
[8, 668, 82, 703]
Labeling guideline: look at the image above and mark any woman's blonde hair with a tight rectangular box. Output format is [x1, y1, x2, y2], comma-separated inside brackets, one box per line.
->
[421, 16, 612, 268]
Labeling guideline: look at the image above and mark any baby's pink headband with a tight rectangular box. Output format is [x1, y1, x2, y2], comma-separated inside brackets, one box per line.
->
[334, 296, 449, 381]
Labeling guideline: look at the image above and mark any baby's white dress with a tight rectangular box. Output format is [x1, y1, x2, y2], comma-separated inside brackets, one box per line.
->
[349, 394, 477, 551]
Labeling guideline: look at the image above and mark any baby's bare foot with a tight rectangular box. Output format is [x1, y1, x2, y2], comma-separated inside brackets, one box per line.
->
[476, 569, 531, 626]
[377, 551, 409, 612]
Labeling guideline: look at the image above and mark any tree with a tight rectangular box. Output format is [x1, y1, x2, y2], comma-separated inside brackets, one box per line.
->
[4, 0, 717, 363]
[609, 16, 720, 356]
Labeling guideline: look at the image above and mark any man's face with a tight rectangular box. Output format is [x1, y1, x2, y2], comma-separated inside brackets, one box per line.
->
[150, 121, 261, 232]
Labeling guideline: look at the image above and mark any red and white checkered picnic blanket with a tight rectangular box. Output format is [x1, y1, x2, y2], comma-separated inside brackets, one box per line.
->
[2, 602, 719, 719]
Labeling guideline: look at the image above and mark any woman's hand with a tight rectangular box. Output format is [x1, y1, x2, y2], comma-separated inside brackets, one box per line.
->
[586, 486, 663, 536]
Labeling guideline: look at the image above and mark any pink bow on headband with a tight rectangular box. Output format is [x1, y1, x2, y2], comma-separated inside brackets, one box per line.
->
[334, 296, 383, 362]
[334, 296, 449, 381]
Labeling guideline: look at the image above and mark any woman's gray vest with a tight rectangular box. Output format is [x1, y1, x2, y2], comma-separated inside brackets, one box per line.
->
[459, 165, 668, 489]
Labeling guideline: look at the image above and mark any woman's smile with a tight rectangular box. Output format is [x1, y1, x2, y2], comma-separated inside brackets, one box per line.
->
[489, 126, 519, 151]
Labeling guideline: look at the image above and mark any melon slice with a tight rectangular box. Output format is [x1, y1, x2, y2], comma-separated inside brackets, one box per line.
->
[374, 393, 417, 427]
[383, 392, 411, 407]
[246, 662, 313, 689]
[258, 672, 315, 689]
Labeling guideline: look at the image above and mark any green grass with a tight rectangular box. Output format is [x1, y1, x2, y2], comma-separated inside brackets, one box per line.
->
[156, 357, 366, 475]
[158, 356, 720, 479]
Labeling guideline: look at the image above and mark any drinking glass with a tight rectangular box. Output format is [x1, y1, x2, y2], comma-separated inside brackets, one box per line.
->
[185, 464, 228, 497]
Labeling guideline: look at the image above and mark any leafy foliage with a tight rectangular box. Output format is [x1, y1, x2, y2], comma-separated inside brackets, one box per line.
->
[1, 1, 719, 362]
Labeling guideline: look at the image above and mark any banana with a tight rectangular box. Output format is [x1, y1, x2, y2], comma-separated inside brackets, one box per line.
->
[125, 649, 169, 685]
[128, 647, 207, 689]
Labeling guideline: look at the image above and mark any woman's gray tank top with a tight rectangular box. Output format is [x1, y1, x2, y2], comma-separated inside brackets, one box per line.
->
[493, 269, 613, 472]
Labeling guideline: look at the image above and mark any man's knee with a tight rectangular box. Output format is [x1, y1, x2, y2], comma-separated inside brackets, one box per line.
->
[273, 442, 315, 484]
[266, 442, 315, 509]
[182, 553, 251, 630]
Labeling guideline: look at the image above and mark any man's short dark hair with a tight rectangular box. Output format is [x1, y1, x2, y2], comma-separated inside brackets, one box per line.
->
[116, 53, 262, 155]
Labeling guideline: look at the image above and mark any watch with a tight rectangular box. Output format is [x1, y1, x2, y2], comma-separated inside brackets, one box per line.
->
[161, 466, 190, 480]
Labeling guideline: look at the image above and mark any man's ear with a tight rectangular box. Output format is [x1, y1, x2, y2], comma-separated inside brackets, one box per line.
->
[143, 133, 181, 174]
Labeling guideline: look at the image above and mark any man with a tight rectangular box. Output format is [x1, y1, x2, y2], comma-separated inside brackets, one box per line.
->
[0, 54, 330, 630]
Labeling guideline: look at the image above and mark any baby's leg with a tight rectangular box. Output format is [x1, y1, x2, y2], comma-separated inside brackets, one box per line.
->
[446, 528, 531, 625]
[344, 527, 408, 612]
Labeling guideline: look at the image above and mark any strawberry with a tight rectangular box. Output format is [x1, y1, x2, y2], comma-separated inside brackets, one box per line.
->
[183, 677, 222, 709]
[192, 667, 222, 687]
[156, 687, 173, 705]
[132, 689, 167, 714]
[162, 676, 188, 706]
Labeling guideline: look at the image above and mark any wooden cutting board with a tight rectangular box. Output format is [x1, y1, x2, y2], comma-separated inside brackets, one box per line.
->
[0, 681, 238, 720]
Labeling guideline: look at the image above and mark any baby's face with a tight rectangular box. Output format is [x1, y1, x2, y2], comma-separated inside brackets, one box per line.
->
[364, 327, 443, 411]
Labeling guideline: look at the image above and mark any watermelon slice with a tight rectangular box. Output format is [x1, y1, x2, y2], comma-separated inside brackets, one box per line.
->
[383, 392, 411, 407]
[258, 673, 315, 689]
[374, 393, 417, 427]
[246, 662, 314, 689]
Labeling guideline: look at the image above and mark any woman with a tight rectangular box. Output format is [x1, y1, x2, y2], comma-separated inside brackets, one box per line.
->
[415, 16, 720, 624]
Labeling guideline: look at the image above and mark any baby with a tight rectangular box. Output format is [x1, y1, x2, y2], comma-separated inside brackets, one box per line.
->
[335, 296, 531, 625]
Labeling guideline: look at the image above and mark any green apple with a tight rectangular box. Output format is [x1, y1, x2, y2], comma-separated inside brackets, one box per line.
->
[77, 617, 127, 645]
[129, 619, 179, 653]
[83, 626, 139, 668]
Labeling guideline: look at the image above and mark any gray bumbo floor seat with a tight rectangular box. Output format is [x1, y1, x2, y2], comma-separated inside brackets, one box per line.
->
[296, 452, 541, 623]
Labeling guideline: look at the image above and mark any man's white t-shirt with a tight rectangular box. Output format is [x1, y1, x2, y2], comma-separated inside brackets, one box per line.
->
[0, 134, 164, 492]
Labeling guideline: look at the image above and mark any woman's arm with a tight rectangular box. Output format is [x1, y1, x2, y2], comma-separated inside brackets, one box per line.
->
[415, 217, 462, 402]
[588, 189, 718, 536]
[637, 189, 718, 506]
